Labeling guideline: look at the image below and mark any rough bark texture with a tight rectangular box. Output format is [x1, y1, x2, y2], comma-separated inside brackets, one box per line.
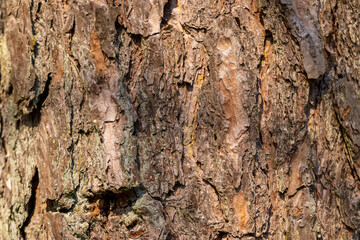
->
[0, 0, 360, 239]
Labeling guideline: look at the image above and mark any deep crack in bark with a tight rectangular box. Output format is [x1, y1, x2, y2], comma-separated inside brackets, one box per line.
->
[20, 168, 39, 240]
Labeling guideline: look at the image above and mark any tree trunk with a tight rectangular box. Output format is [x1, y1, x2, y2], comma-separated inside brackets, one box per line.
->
[0, 0, 360, 239]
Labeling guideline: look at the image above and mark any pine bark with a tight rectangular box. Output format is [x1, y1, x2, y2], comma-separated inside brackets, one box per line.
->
[0, 0, 360, 239]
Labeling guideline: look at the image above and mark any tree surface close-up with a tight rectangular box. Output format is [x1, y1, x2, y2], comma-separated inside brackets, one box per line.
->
[0, 0, 360, 239]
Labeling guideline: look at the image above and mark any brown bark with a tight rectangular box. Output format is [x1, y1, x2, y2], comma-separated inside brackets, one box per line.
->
[0, 0, 360, 239]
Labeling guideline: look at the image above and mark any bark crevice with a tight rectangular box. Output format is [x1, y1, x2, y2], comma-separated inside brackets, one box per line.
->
[20, 168, 39, 240]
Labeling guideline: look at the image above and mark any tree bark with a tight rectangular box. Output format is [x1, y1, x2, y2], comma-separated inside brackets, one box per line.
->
[0, 0, 360, 239]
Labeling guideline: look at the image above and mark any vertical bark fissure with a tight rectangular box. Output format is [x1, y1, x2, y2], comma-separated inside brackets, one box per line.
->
[335, 112, 360, 181]
[0, 0, 5, 34]
[22, 74, 51, 127]
[20, 168, 39, 240]
[161, 0, 178, 28]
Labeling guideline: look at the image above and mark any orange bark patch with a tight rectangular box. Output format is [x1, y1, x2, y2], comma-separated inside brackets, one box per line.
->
[294, 207, 302, 217]
[129, 227, 146, 238]
[90, 29, 107, 78]
[341, 106, 351, 118]
[89, 199, 101, 218]
[233, 192, 250, 230]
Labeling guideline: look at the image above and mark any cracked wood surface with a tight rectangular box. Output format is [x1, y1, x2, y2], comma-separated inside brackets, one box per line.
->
[0, 0, 360, 239]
